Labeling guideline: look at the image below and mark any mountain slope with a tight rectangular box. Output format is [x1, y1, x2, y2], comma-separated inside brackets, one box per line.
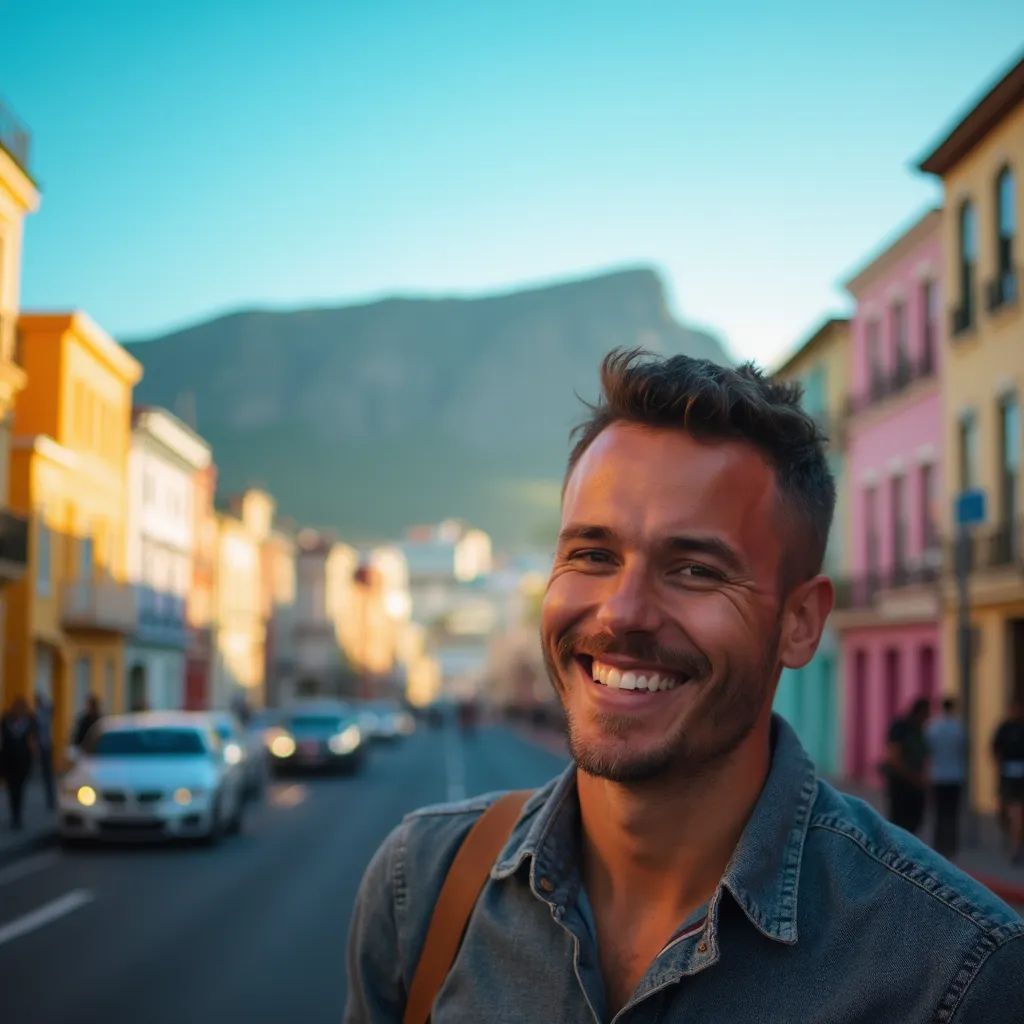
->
[128, 267, 729, 546]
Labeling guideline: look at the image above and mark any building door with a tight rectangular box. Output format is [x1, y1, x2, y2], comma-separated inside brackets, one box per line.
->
[852, 650, 868, 778]
[884, 648, 901, 722]
[128, 663, 148, 711]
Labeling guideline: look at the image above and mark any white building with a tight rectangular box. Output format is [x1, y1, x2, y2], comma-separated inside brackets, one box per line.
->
[124, 407, 211, 710]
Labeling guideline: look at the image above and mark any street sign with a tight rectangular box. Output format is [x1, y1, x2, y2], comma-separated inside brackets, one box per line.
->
[955, 488, 987, 527]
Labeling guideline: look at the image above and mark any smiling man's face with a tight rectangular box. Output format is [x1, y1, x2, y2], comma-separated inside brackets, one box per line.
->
[542, 421, 793, 782]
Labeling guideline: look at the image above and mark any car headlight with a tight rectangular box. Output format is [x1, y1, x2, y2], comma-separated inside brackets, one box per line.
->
[75, 785, 97, 807]
[174, 787, 207, 806]
[269, 732, 296, 758]
[328, 725, 361, 755]
[223, 742, 243, 765]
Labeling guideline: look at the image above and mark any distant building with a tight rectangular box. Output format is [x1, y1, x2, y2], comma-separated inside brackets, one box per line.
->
[772, 318, 850, 775]
[834, 209, 945, 782]
[261, 525, 297, 707]
[919, 53, 1024, 811]
[4, 312, 141, 756]
[124, 407, 211, 711]
[0, 99, 39, 700]
[185, 462, 218, 709]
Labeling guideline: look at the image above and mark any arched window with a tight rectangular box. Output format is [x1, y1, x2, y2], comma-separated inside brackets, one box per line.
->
[992, 166, 1017, 309]
[956, 200, 976, 333]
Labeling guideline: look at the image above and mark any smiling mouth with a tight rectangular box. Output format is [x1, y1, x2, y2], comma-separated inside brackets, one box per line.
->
[576, 655, 688, 693]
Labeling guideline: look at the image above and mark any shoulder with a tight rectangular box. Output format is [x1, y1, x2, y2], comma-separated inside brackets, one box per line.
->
[807, 781, 1023, 940]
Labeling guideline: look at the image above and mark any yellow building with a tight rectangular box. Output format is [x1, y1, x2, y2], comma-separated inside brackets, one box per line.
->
[919, 54, 1024, 810]
[0, 101, 40, 700]
[3, 312, 142, 754]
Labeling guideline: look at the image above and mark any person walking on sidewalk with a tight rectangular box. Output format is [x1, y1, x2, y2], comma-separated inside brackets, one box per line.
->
[925, 697, 966, 858]
[72, 694, 102, 749]
[883, 697, 930, 834]
[347, 351, 1024, 1024]
[1, 697, 38, 830]
[992, 701, 1024, 864]
[34, 689, 56, 810]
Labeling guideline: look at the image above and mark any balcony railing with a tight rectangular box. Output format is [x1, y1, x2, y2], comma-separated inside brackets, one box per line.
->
[0, 509, 29, 583]
[61, 578, 137, 634]
[0, 98, 31, 174]
[135, 586, 187, 648]
[986, 268, 1019, 313]
[846, 351, 937, 416]
[961, 520, 1024, 571]
[834, 561, 941, 610]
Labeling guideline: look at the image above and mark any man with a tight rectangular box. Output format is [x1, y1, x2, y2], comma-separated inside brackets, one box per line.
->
[883, 697, 930, 834]
[992, 701, 1024, 864]
[925, 696, 966, 858]
[347, 351, 1024, 1022]
[1, 697, 37, 829]
[72, 694, 102, 749]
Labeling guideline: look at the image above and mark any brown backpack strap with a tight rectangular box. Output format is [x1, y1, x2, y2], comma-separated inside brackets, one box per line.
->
[402, 789, 532, 1024]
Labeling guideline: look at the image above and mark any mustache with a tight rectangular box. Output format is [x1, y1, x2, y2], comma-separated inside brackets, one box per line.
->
[555, 631, 711, 680]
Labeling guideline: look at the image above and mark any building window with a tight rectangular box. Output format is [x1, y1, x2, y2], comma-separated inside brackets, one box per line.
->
[959, 413, 978, 491]
[990, 166, 1017, 311]
[36, 517, 51, 597]
[955, 200, 977, 334]
[890, 300, 909, 387]
[920, 279, 937, 374]
[104, 658, 117, 712]
[920, 462, 938, 554]
[890, 473, 907, 581]
[74, 657, 92, 716]
[999, 394, 1020, 562]
[867, 320, 884, 398]
[865, 485, 879, 585]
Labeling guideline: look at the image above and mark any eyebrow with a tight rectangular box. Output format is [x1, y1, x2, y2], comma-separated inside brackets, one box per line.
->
[557, 524, 747, 576]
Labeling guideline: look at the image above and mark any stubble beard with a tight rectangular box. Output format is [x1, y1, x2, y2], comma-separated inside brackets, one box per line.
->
[543, 626, 780, 784]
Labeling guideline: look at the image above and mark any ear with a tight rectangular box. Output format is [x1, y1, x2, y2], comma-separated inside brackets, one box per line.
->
[778, 575, 834, 670]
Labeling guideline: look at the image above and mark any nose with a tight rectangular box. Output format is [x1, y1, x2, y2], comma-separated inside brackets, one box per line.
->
[595, 561, 662, 636]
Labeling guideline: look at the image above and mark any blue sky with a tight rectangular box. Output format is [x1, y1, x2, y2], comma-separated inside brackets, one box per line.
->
[2, 1, 1021, 365]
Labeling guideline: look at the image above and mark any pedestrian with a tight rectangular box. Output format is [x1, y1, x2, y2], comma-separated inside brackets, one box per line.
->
[345, 350, 1024, 1023]
[992, 700, 1024, 864]
[33, 689, 56, 810]
[925, 696, 966, 857]
[1, 697, 38, 830]
[72, 694, 102, 749]
[882, 697, 930, 834]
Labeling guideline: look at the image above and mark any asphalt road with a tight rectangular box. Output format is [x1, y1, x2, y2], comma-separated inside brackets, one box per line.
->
[0, 721, 568, 1024]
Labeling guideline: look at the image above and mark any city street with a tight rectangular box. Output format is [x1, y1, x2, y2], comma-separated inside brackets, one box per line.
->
[0, 722, 568, 1024]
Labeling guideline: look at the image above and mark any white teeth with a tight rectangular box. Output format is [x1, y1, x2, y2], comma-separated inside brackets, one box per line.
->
[589, 659, 683, 693]
[619, 672, 637, 690]
[607, 668, 622, 689]
[635, 675, 649, 692]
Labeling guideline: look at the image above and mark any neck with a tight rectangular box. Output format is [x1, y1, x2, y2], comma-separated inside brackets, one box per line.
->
[578, 718, 773, 922]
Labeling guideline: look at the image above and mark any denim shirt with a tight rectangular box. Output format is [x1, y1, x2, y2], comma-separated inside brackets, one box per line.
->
[345, 717, 1024, 1023]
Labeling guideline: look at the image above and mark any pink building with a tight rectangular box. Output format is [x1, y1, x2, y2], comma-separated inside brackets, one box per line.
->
[836, 208, 945, 780]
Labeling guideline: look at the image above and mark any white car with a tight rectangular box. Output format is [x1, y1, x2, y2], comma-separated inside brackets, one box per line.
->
[206, 710, 267, 799]
[59, 712, 247, 845]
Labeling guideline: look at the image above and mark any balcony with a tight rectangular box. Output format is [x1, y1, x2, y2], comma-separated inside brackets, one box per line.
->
[0, 509, 29, 583]
[61, 578, 137, 635]
[135, 587, 188, 649]
[986, 268, 1018, 314]
[0, 99, 31, 175]
[834, 561, 941, 611]
[846, 351, 937, 417]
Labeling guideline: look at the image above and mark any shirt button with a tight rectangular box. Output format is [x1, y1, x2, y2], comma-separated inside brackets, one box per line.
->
[539, 877, 555, 893]
[697, 941, 708, 954]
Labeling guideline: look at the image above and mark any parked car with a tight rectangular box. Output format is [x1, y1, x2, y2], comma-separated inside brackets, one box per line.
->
[357, 700, 416, 742]
[267, 700, 365, 774]
[59, 712, 247, 845]
[206, 711, 267, 799]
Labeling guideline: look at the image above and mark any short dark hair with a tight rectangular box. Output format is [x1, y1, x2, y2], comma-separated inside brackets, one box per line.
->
[565, 349, 836, 583]
[942, 697, 956, 713]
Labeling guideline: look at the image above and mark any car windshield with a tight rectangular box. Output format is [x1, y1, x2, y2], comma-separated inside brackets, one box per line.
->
[288, 715, 344, 731]
[88, 728, 207, 756]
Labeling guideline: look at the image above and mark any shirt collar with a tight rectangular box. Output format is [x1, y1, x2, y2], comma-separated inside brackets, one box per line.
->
[491, 714, 818, 945]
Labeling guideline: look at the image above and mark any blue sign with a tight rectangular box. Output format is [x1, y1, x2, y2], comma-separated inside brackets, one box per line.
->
[955, 488, 987, 527]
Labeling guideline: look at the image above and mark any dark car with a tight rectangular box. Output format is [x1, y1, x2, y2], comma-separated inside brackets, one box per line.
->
[267, 701, 365, 775]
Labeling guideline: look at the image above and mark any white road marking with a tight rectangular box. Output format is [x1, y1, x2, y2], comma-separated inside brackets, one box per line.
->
[0, 850, 61, 888]
[0, 889, 94, 947]
[443, 718, 466, 802]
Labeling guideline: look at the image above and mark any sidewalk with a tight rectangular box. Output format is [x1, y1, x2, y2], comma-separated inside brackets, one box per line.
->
[0, 777, 58, 866]
[515, 720, 1024, 909]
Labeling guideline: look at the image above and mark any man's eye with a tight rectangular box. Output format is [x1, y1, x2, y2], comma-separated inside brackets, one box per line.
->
[569, 548, 613, 565]
[675, 563, 721, 580]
